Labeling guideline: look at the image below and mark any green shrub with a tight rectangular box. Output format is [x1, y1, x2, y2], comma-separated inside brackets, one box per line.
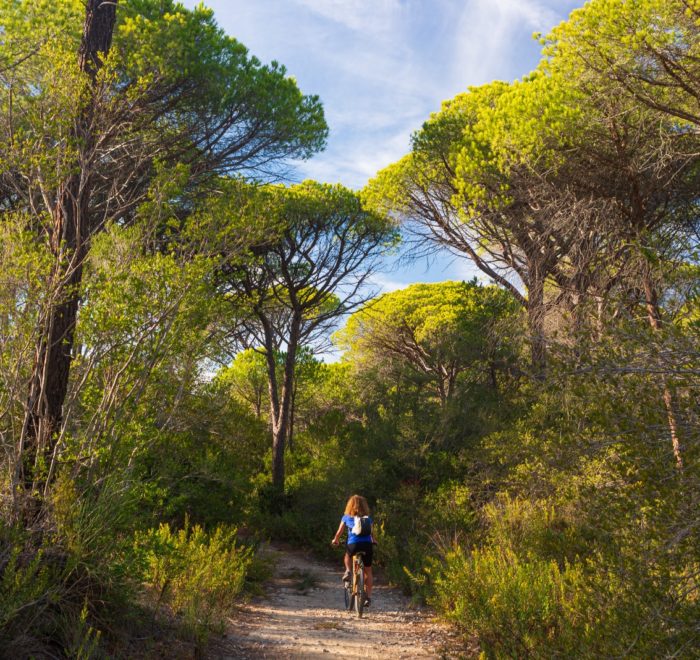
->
[60, 601, 102, 660]
[250, 465, 351, 558]
[134, 521, 252, 641]
[373, 482, 478, 599]
[482, 494, 592, 564]
[433, 534, 700, 657]
[432, 545, 586, 658]
[0, 525, 57, 653]
[373, 483, 428, 595]
[0, 479, 136, 659]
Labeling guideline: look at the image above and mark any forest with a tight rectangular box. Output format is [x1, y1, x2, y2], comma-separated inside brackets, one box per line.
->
[0, 0, 698, 657]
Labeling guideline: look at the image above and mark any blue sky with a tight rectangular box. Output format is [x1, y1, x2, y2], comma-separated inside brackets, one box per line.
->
[182, 0, 585, 292]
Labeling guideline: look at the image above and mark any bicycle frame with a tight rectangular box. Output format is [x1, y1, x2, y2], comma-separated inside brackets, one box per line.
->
[346, 552, 366, 617]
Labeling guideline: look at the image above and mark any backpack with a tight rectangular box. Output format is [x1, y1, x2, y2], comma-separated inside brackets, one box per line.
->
[351, 515, 371, 537]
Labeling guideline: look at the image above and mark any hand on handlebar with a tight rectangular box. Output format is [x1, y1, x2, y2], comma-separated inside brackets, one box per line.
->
[331, 538, 339, 546]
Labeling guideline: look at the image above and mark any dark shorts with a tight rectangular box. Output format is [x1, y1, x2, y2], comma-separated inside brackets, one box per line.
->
[346, 542, 373, 567]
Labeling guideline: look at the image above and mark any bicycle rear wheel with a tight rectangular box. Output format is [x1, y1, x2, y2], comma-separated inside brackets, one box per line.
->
[354, 563, 365, 618]
[344, 581, 352, 610]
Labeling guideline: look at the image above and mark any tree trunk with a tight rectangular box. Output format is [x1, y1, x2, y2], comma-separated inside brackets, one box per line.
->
[437, 376, 447, 408]
[270, 424, 285, 497]
[595, 294, 606, 342]
[263, 345, 283, 492]
[254, 391, 262, 420]
[488, 360, 498, 392]
[642, 272, 683, 470]
[78, 0, 119, 80]
[265, 319, 301, 498]
[20, 185, 88, 492]
[15, 0, 118, 507]
[287, 377, 296, 452]
[527, 267, 547, 377]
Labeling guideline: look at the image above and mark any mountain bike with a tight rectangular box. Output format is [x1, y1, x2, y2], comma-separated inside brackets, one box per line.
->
[343, 551, 366, 617]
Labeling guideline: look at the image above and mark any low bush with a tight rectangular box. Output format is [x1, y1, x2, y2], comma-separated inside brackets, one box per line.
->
[0, 522, 59, 657]
[0, 477, 140, 658]
[374, 481, 477, 598]
[432, 545, 586, 658]
[134, 521, 253, 642]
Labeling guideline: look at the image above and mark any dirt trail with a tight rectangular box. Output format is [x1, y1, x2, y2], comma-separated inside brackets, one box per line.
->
[219, 545, 464, 659]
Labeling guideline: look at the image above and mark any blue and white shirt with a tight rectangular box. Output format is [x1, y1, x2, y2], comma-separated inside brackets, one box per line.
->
[342, 514, 373, 544]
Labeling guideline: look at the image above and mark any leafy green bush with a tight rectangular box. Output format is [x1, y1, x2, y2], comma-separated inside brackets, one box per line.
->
[0, 477, 142, 658]
[482, 494, 593, 564]
[0, 520, 122, 659]
[433, 545, 586, 658]
[0, 524, 57, 654]
[134, 521, 252, 640]
[372, 481, 478, 599]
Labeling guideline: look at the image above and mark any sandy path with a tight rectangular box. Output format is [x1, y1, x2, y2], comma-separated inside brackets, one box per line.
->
[218, 545, 464, 659]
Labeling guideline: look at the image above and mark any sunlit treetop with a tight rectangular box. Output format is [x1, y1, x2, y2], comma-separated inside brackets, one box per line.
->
[336, 279, 520, 362]
[364, 76, 580, 223]
[0, 0, 328, 182]
[540, 0, 700, 128]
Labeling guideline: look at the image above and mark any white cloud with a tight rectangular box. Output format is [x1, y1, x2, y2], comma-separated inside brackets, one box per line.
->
[182, 0, 585, 288]
[494, 0, 559, 27]
[292, 0, 404, 35]
[368, 273, 406, 294]
[450, 0, 559, 88]
[294, 117, 419, 189]
[449, 257, 487, 283]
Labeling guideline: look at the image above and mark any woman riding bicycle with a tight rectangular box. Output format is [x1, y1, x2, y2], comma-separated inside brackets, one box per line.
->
[331, 494, 374, 607]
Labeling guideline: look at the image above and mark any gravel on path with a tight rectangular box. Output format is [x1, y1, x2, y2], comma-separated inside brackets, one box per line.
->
[217, 544, 466, 659]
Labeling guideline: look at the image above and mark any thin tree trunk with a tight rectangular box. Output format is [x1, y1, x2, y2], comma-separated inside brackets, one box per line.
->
[527, 267, 547, 377]
[489, 360, 498, 392]
[287, 377, 296, 452]
[642, 273, 683, 469]
[263, 341, 282, 490]
[15, 0, 118, 509]
[271, 322, 300, 494]
[21, 200, 87, 492]
[595, 294, 605, 342]
[255, 391, 261, 420]
[437, 376, 447, 408]
[264, 317, 301, 498]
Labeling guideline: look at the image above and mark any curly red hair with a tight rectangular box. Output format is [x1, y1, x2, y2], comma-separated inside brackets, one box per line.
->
[344, 494, 370, 516]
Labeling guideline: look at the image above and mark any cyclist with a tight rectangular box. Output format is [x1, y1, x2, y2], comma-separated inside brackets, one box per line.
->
[331, 494, 374, 607]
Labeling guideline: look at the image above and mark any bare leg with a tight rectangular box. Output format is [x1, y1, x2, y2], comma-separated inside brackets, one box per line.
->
[364, 566, 373, 598]
[344, 553, 351, 572]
